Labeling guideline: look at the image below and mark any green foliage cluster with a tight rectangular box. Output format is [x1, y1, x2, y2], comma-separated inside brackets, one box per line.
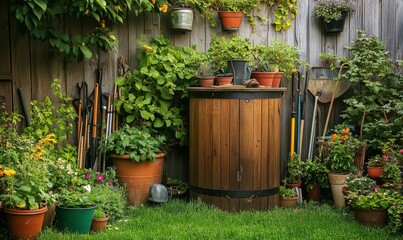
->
[106, 125, 166, 162]
[324, 126, 361, 174]
[341, 31, 403, 151]
[344, 176, 375, 194]
[312, 0, 354, 23]
[381, 161, 401, 182]
[0, 101, 21, 148]
[0, 136, 55, 210]
[279, 186, 297, 199]
[115, 36, 199, 146]
[11, 0, 167, 61]
[286, 153, 303, 184]
[388, 195, 403, 234]
[22, 79, 77, 166]
[251, 41, 307, 77]
[57, 187, 94, 208]
[346, 189, 394, 210]
[301, 157, 329, 191]
[208, 35, 252, 74]
[91, 184, 127, 222]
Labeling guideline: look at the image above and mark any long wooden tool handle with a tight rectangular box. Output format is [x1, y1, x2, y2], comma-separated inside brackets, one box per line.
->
[92, 83, 99, 138]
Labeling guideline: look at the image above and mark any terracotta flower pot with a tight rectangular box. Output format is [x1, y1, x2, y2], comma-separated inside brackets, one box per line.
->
[251, 72, 274, 87]
[328, 172, 350, 207]
[4, 206, 48, 240]
[367, 166, 384, 179]
[286, 180, 302, 189]
[42, 203, 56, 228]
[198, 76, 215, 87]
[91, 216, 109, 232]
[271, 72, 284, 88]
[354, 208, 388, 227]
[218, 11, 243, 30]
[280, 197, 298, 207]
[215, 76, 233, 86]
[306, 184, 322, 202]
[111, 153, 165, 206]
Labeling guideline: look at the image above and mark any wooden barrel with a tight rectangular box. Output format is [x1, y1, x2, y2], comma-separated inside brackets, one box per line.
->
[188, 87, 285, 212]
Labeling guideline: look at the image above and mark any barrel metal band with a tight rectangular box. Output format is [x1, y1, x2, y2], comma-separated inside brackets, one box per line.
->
[189, 185, 279, 198]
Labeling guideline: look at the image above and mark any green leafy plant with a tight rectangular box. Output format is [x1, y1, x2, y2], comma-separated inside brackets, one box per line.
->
[381, 161, 400, 183]
[319, 52, 339, 70]
[341, 31, 403, 151]
[286, 153, 303, 184]
[0, 101, 21, 149]
[22, 79, 77, 166]
[251, 41, 307, 77]
[324, 126, 361, 174]
[11, 0, 169, 61]
[114, 36, 199, 146]
[367, 155, 383, 167]
[0, 135, 56, 210]
[106, 125, 166, 162]
[312, 0, 355, 23]
[343, 176, 376, 194]
[302, 157, 329, 191]
[57, 186, 95, 208]
[388, 195, 403, 234]
[346, 188, 394, 210]
[91, 184, 126, 222]
[208, 35, 252, 75]
[279, 186, 297, 199]
[93, 209, 107, 219]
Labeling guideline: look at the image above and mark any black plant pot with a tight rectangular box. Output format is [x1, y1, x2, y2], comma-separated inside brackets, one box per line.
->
[321, 11, 348, 33]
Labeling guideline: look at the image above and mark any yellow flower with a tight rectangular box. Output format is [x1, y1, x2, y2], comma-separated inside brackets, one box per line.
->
[342, 128, 350, 134]
[9, 169, 16, 176]
[153, 49, 157, 54]
[143, 45, 152, 51]
[159, 3, 168, 13]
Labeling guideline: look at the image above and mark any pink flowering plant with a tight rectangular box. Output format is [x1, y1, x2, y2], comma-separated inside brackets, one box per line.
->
[312, 0, 355, 22]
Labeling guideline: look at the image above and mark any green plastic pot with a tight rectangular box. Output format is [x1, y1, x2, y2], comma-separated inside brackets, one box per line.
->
[55, 205, 95, 233]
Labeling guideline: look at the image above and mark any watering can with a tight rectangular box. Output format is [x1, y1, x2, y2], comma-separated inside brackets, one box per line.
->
[227, 60, 252, 85]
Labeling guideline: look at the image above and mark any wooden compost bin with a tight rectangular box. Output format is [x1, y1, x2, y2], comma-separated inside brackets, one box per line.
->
[188, 87, 286, 212]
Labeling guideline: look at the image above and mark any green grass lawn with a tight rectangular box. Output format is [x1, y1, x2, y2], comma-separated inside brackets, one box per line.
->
[37, 199, 402, 240]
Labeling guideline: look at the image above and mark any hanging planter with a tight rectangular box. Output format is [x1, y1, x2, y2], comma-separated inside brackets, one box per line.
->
[321, 12, 348, 33]
[171, 8, 194, 31]
[218, 11, 243, 30]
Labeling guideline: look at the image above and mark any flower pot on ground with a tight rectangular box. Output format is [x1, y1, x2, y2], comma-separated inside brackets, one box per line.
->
[312, 0, 354, 33]
[106, 125, 166, 206]
[55, 205, 96, 234]
[279, 186, 298, 208]
[285, 154, 303, 189]
[324, 126, 362, 207]
[55, 187, 96, 233]
[91, 209, 109, 232]
[302, 157, 329, 202]
[346, 189, 393, 227]
[3, 206, 48, 240]
[0, 131, 56, 239]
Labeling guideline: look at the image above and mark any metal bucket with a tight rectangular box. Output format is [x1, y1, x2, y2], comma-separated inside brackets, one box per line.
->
[171, 9, 193, 31]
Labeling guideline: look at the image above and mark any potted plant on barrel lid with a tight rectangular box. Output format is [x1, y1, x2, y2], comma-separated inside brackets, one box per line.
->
[312, 0, 355, 33]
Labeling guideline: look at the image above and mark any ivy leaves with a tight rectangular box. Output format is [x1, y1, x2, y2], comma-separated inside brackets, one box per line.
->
[115, 36, 198, 145]
[11, 0, 160, 61]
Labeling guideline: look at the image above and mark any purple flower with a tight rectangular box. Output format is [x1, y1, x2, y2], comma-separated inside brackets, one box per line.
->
[85, 173, 91, 179]
[97, 173, 104, 182]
